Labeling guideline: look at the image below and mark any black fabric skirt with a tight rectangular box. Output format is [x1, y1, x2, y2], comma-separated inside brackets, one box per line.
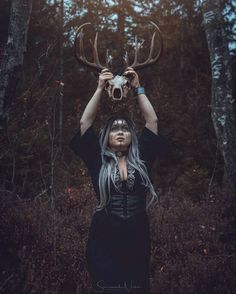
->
[85, 209, 151, 293]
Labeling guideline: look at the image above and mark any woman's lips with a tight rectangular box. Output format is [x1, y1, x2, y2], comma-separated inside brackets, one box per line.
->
[116, 138, 125, 143]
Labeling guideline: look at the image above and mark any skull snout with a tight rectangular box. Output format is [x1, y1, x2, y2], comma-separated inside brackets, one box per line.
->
[112, 87, 123, 100]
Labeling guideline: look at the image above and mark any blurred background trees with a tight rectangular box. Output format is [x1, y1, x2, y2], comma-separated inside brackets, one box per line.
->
[0, 0, 235, 293]
[202, 0, 236, 192]
[0, 0, 32, 128]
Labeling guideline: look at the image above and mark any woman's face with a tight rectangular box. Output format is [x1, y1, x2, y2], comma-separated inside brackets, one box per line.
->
[108, 119, 131, 151]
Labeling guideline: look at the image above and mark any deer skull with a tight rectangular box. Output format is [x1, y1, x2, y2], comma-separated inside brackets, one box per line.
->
[74, 22, 163, 101]
[104, 75, 130, 100]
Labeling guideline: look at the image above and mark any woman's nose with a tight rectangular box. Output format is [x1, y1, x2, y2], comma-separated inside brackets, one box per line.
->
[117, 129, 124, 134]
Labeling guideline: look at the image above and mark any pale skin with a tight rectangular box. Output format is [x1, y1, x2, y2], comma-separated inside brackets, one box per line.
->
[80, 67, 158, 180]
[108, 120, 132, 180]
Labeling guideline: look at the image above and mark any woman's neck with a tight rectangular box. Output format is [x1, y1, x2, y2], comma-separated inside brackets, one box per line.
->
[115, 150, 128, 158]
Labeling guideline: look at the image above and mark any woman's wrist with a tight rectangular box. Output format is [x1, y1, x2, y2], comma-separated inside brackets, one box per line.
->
[132, 82, 141, 88]
[134, 86, 145, 96]
[96, 85, 105, 92]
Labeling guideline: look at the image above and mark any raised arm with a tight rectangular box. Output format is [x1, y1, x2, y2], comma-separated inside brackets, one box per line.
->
[124, 67, 158, 134]
[80, 69, 113, 135]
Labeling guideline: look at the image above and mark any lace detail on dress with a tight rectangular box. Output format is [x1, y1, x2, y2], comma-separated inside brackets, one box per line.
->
[127, 164, 135, 190]
[114, 163, 122, 191]
[114, 162, 135, 191]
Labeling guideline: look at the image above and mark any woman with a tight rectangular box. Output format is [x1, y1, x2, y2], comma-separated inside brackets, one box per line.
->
[69, 67, 171, 293]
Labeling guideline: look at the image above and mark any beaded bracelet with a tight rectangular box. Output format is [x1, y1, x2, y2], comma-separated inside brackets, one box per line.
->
[134, 86, 145, 96]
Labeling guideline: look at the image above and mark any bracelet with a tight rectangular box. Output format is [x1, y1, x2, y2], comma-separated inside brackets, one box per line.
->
[134, 87, 145, 96]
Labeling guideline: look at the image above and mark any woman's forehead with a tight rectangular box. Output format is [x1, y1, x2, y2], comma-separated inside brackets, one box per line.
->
[112, 119, 128, 126]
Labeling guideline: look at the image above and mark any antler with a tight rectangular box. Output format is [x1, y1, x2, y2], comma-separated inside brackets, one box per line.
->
[126, 21, 163, 71]
[74, 22, 106, 72]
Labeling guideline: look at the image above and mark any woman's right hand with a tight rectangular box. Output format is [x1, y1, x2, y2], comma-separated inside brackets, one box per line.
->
[97, 68, 113, 89]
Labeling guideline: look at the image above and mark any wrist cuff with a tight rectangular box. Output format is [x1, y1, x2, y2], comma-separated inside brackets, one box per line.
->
[134, 87, 145, 96]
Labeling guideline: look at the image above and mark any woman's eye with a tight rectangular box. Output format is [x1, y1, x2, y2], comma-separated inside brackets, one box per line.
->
[111, 126, 129, 132]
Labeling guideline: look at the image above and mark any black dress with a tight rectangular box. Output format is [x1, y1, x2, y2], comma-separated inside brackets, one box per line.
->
[69, 126, 171, 293]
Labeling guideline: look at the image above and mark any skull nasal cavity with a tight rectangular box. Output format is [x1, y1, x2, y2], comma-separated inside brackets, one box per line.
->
[113, 88, 121, 99]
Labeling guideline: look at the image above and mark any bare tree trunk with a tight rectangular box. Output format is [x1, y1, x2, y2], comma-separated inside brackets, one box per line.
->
[0, 0, 33, 129]
[202, 0, 236, 191]
[58, 0, 64, 148]
[179, 18, 186, 73]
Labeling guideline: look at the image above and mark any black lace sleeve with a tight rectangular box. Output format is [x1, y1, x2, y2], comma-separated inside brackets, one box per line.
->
[69, 126, 101, 175]
[138, 127, 174, 171]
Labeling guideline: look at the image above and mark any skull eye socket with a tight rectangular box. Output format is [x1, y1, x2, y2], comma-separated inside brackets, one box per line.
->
[125, 80, 130, 88]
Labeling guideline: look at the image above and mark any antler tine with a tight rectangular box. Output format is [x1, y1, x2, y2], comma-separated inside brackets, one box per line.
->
[74, 22, 106, 72]
[124, 51, 129, 68]
[133, 35, 139, 65]
[106, 49, 112, 68]
[74, 23, 90, 65]
[149, 20, 163, 61]
[129, 21, 163, 71]
[93, 32, 104, 68]
[106, 49, 109, 68]
[129, 35, 144, 68]
[147, 31, 156, 62]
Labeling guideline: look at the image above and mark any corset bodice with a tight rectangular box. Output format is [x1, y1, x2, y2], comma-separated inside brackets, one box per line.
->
[105, 193, 146, 220]
[105, 170, 147, 220]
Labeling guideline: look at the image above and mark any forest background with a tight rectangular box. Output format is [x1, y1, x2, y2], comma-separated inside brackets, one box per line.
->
[0, 0, 235, 293]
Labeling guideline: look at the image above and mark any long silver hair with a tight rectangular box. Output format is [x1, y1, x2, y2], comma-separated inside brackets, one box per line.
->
[96, 116, 158, 212]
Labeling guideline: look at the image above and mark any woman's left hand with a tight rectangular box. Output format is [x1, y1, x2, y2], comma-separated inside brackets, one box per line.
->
[123, 67, 141, 88]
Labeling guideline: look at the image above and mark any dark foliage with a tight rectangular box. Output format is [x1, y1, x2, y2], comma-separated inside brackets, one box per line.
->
[0, 185, 235, 293]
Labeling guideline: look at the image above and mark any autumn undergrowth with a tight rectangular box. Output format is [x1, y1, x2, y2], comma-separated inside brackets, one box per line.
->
[0, 179, 235, 294]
